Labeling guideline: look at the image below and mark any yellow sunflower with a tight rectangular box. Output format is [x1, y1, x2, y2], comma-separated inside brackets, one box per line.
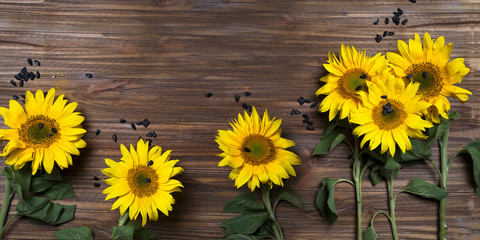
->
[102, 139, 183, 226]
[216, 106, 301, 191]
[350, 75, 433, 156]
[0, 88, 86, 175]
[316, 44, 390, 121]
[386, 32, 471, 123]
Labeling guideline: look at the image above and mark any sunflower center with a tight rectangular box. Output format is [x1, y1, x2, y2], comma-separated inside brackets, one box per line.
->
[372, 100, 407, 130]
[241, 135, 276, 165]
[127, 166, 158, 198]
[337, 68, 369, 99]
[404, 62, 443, 100]
[18, 115, 61, 148]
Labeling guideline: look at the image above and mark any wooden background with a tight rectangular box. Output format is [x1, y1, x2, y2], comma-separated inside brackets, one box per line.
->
[0, 0, 479, 239]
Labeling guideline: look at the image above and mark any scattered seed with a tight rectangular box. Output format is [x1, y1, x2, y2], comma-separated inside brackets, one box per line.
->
[402, 19, 408, 25]
[290, 109, 295, 115]
[120, 119, 127, 123]
[152, 131, 157, 138]
[47, 133, 52, 138]
[205, 92, 213, 97]
[302, 114, 309, 119]
[382, 109, 388, 116]
[306, 126, 314, 130]
[131, 122, 136, 130]
[21, 67, 27, 73]
[294, 110, 301, 115]
[34, 60, 40, 66]
[360, 74, 367, 79]
[247, 105, 252, 112]
[146, 132, 153, 137]
[310, 102, 318, 108]
[235, 94, 240, 102]
[143, 119, 150, 128]
[385, 17, 390, 24]
[397, 8, 404, 15]
[93, 183, 100, 187]
[10, 80, 17, 87]
[407, 74, 413, 79]
[388, 31, 395, 36]
[14, 75, 21, 80]
[373, 19, 379, 25]
[144, 178, 151, 183]
[112, 134, 118, 142]
[38, 123, 44, 129]
[136, 121, 143, 125]
[36, 71, 40, 79]
[21, 95, 25, 98]
[51, 128, 57, 133]
[244, 92, 252, 96]
[409, 0, 416, 3]
[298, 97, 306, 105]
[383, 103, 392, 109]
[306, 120, 314, 125]
[18, 72, 25, 79]
[381, 95, 388, 99]
[383, 31, 388, 37]
[393, 16, 400, 25]
[387, 108, 394, 113]
[303, 118, 309, 124]
[27, 58, 33, 66]
[375, 35, 383, 43]
[12, 95, 19, 100]
[93, 176, 99, 181]
[244, 147, 251, 152]
[95, 129, 101, 136]
[85, 73, 93, 78]
[147, 160, 154, 166]
[305, 98, 312, 103]
[146, 139, 152, 146]
[355, 85, 362, 91]
[422, 71, 428, 78]
[29, 72, 35, 80]
[19, 79, 24, 87]
[242, 103, 249, 110]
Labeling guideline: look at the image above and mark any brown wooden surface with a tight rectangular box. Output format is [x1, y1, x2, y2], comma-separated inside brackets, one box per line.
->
[0, 0, 479, 239]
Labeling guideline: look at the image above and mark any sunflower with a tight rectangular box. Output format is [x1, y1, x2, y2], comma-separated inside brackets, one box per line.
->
[0, 88, 86, 175]
[316, 44, 390, 121]
[102, 139, 183, 226]
[216, 106, 301, 191]
[350, 75, 433, 156]
[386, 32, 471, 123]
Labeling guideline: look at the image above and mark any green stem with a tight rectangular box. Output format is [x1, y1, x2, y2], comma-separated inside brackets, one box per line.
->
[0, 213, 19, 239]
[0, 179, 14, 240]
[439, 129, 449, 240]
[387, 180, 399, 240]
[118, 210, 129, 226]
[261, 185, 283, 240]
[352, 137, 363, 240]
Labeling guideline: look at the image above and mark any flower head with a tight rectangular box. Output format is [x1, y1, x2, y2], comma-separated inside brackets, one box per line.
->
[102, 139, 183, 226]
[316, 44, 390, 121]
[216, 107, 301, 191]
[350, 75, 433, 156]
[387, 32, 471, 123]
[0, 88, 86, 175]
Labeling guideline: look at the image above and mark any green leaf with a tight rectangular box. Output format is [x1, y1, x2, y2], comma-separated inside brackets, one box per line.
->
[381, 155, 401, 182]
[276, 187, 311, 210]
[364, 225, 379, 240]
[223, 193, 264, 214]
[313, 127, 346, 155]
[400, 139, 431, 162]
[16, 196, 76, 225]
[459, 140, 480, 195]
[315, 178, 338, 224]
[43, 181, 76, 200]
[428, 112, 458, 146]
[30, 176, 58, 193]
[2, 165, 32, 200]
[54, 226, 93, 240]
[111, 224, 134, 240]
[131, 222, 155, 240]
[220, 212, 269, 235]
[369, 165, 383, 186]
[401, 178, 448, 200]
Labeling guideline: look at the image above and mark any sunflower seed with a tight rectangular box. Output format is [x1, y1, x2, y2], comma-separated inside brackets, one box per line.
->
[143, 119, 150, 128]
[14, 75, 21, 80]
[152, 131, 156, 138]
[381, 95, 388, 99]
[409, 0, 416, 3]
[12, 95, 19, 100]
[18, 73, 25, 79]
[131, 122, 136, 130]
[21, 100, 25, 103]
[306, 126, 314, 130]
[303, 118, 309, 123]
[93, 176, 99, 181]
[146, 139, 152, 146]
[144, 178, 151, 183]
[383, 103, 392, 109]
[235, 94, 240, 102]
[29, 72, 35, 80]
[244, 92, 252, 96]
[382, 109, 388, 116]
[375, 35, 382, 43]
[85, 73, 93, 78]
[422, 71, 428, 78]
[136, 121, 143, 125]
[294, 110, 301, 115]
[244, 147, 251, 152]
[306, 120, 314, 125]
[291, 109, 295, 115]
[21, 67, 27, 73]
[297, 97, 305, 105]
[36, 71, 40, 79]
[247, 105, 252, 112]
[47, 133, 52, 138]
[93, 183, 100, 187]
[34, 60, 40, 66]
[27, 58, 33, 66]
[385, 17, 390, 24]
[383, 31, 388, 37]
[51, 128, 57, 133]
[120, 119, 127, 123]
[402, 19, 408, 25]
[388, 31, 395, 36]
[355, 85, 362, 91]
[146, 132, 153, 137]
[38, 123, 44, 129]
[373, 19, 379, 25]
[302, 114, 309, 119]
[305, 98, 311, 103]
[147, 160, 154, 166]
[95, 129, 101, 136]
[21, 95, 25, 98]
[10, 80, 17, 87]
[112, 134, 118, 142]
[205, 92, 213, 97]
[387, 108, 394, 113]
[407, 74, 413, 79]
[360, 74, 368, 79]
[397, 8, 404, 15]
[242, 103, 249, 110]
[310, 102, 318, 108]
[19, 79, 24, 87]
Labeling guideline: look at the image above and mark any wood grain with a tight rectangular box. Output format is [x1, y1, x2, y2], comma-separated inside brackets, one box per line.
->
[0, 0, 479, 239]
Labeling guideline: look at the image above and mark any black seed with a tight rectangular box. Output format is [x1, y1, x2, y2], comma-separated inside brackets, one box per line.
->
[51, 128, 57, 133]
[85, 73, 93, 78]
[152, 131, 156, 138]
[146, 139, 152, 146]
[47, 133, 52, 138]
[12, 95, 19, 100]
[247, 105, 252, 112]
[294, 110, 301, 115]
[14, 75, 21, 80]
[21, 67, 27, 73]
[112, 134, 118, 142]
[36, 71, 40, 79]
[383, 103, 392, 109]
[393, 11, 399, 17]
[235, 94, 240, 102]
[10, 80, 17, 87]
[374, 19, 379, 25]
[397, 8, 404, 15]
[144, 178, 151, 183]
[360, 74, 367, 79]
[244, 92, 252, 96]
[385, 17, 390, 24]
[407, 74, 413, 79]
[18, 72, 25, 79]
[388, 31, 395, 36]
[21, 95, 25, 98]
[38, 123, 44, 129]
[383, 31, 388, 37]
[34, 60, 40, 66]
[402, 19, 408, 25]
[95, 129, 101, 136]
[93, 176, 99, 181]
[422, 71, 428, 78]
[409, 0, 416, 3]
[393, 17, 400, 25]
[131, 122, 136, 130]
[290, 109, 295, 115]
[297, 97, 305, 105]
[306, 120, 314, 125]
[93, 183, 100, 187]
[242, 103, 249, 110]
[302, 114, 309, 118]
[382, 109, 388, 116]
[306, 126, 314, 130]
[375, 35, 382, 43]
[381, 95, 388, 99]
[136, 121, 143, 125]
[147, 160, 154, 166]
[138, 136, 143, 140]
[21, 100, 25, 103]
[310, 102, 318, 108]
[29, 72, 35, 80]
[143, 119, 150, 128]
[355, 85, 362, 91]
[305, 98, 311, 103]
[146, 132, 153, 137]
[244, 147, 251, 152]
[120, 119, 127, 123]
[205, 92, 213, 97]
[387, 108, 394, 113]
[19, 79, 24, 87]
[347, 154, 353, 159]
[27, 58, 33, 66]
[303, 118, 309, 123]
